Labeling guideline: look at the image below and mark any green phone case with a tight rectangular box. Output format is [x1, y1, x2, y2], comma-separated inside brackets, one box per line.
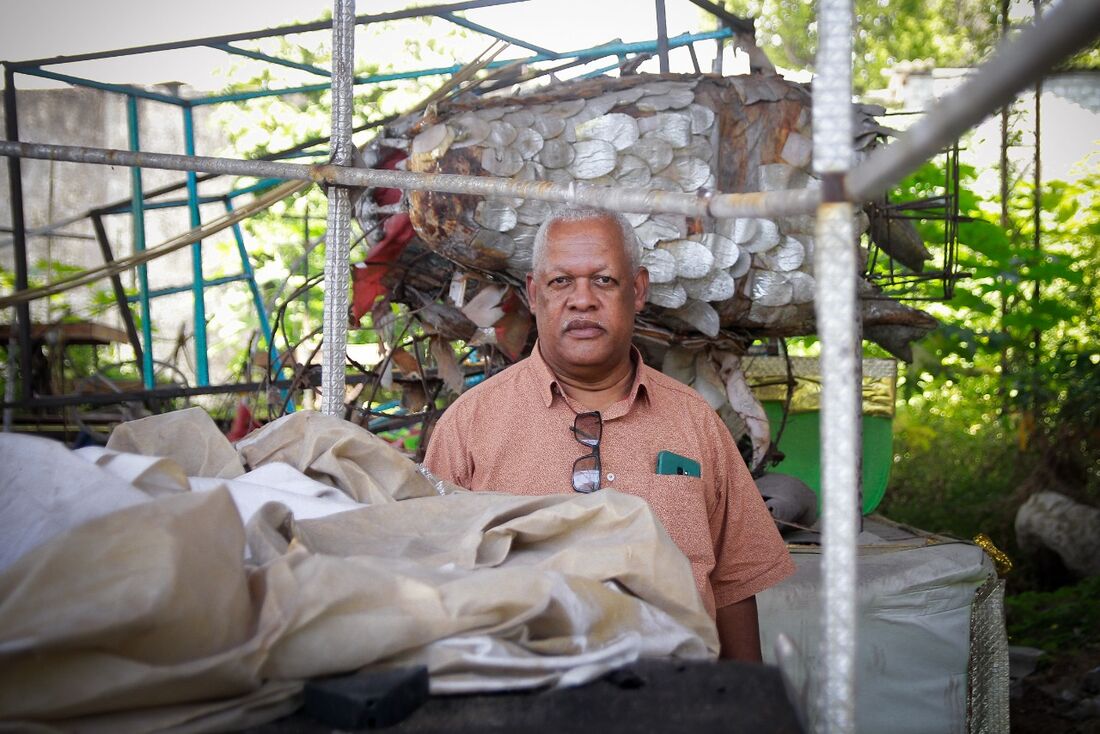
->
[656, 450, 701, 477]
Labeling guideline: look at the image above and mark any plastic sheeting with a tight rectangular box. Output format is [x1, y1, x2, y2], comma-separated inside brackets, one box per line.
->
[758, 520, 996, 734]
[0, 409, 716, 733]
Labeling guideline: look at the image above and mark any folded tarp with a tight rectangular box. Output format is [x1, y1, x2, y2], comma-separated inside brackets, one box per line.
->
[0, 409, 716, 733]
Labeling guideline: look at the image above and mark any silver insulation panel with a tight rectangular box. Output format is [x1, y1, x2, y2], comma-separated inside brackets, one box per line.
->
[967, 578, 1011, 734]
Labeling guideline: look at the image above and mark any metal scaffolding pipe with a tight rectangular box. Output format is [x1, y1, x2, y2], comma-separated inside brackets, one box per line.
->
[846, 0, 1100, 202]
[126, 96, 156, 389]
[0, 139, 823, 221]
[0, 181, 306, 309]
[182, 106, 211, 386]
[188, 28, 733, 106]
[655, 0, 671, 73]
[90, 213, 145, 376]
[321, 0, 355, 417]
[11, 0, 529, 68]
[812, 0, 858, 732]
[3, 66, 33, 404]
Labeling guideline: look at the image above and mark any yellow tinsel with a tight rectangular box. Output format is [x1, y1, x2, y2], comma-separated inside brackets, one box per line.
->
[973, 533, 1013, 576]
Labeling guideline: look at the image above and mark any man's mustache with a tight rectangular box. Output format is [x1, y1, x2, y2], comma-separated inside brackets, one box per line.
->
[563, 318, 605, 333]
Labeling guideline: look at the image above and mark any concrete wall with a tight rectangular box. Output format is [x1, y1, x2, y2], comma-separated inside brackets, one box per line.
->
[1, 84, 265, 385]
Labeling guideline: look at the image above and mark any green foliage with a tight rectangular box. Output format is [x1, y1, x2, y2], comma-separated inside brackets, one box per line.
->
[878, 157, 1099, 591]
[881, 394, 1026, 546]
[1006, 576, 1100, 652]
[716, 0, 1000, 91]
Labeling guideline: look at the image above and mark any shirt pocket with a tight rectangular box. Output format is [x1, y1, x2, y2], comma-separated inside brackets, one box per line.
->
[632, 474, 713, 564]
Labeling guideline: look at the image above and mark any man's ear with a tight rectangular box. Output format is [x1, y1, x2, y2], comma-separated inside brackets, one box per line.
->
[633, 267, 650, 311]
[526, 272, 537, 306]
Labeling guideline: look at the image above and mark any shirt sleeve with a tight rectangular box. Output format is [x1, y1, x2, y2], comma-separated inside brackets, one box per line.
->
[706, 412, 796, 609]
[423, 403, 473, 488]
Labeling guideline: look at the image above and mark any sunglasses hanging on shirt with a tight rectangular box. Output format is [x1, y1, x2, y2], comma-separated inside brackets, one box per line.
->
[570, 411, 602, 493]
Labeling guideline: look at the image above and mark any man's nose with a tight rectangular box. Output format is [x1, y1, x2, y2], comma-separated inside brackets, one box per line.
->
[567, 279, 598, 310]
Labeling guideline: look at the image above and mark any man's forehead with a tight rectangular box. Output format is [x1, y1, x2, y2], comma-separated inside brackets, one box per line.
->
[544, 218, 626, 257]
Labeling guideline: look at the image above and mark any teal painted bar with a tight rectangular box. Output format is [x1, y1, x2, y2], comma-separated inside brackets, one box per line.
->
[127, 96, 156, 389]
[579, 60, 628, 79]
[222, 200, 276, 363]
[182, 106, 210, 386]
[271, 149, 330, 160]
[125, 273, 251, 302]
[223, 198, 294, 412]
[17, 67, 186, 106]
[189, 27, 733, 106]
[438, 12, 557, 56]
[100, 178, 284, 215]
[209, 43, 332, 77]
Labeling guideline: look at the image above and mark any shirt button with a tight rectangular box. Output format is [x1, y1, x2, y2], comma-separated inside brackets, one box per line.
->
[606, 473, 615, 482]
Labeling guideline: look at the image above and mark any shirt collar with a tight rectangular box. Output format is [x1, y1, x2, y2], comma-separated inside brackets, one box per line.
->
[529, 340, 652, 416]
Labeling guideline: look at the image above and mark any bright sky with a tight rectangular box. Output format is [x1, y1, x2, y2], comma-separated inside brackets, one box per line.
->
[1, 0, 744, 90]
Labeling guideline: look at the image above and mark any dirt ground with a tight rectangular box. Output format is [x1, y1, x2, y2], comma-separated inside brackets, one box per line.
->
[1012, 644, 1100, 733]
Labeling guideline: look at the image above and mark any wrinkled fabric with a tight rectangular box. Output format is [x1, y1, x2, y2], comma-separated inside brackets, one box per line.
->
[236, 411, 437, 503]
[0, 435, 150, 573]
[0, 410, 716, 732]
[106, 407, 245, 478]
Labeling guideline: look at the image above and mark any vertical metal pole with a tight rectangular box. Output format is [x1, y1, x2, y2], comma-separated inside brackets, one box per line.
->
[2, 325, 13, 431]
[91, 212, 145, 375]
[812, 0, 858, 731]
[222, 199, 276, 364]
[1030, 0, 1043, 386]
[182, 105, 210, 386]
[303, 205, 311, 318]
[126, 95, 156, 390]
[224, 198, 293, 413]
[321, 0, 355, 417]
[655, 0, 671, 73]
[3, 66, 33, 404]
[998, 0, 1012, 411]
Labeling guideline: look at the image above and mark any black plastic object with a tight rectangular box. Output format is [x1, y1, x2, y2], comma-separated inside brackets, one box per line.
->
[302, 666, 429, 730]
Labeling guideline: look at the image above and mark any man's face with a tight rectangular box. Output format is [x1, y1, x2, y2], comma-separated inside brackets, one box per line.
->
[526, 215, 649, 378]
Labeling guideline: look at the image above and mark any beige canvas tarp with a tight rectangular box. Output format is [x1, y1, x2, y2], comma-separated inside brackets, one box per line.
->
[0, 409, 716, 733]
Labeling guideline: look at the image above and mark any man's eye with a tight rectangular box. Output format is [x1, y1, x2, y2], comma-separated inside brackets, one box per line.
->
[549, 276, 571, 286]
[594, 275, 616, 286]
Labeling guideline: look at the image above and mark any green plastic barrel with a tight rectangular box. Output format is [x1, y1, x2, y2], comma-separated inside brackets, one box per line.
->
[762, 402, 892, 515]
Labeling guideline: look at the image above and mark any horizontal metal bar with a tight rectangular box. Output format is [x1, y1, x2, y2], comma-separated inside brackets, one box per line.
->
[125, 273, 251, 302]
[0, 211, 88, 249]
[0, 138, 821, 221]
[437, 12, 557, 56]
[99, 178, 284, 215]
[580, 59, 633, 80]
[0, 371, 380, 410]
[271, 149, 331, 160]
[208, 43, 332, 77]
[10, 67, 187, 106]
[0, 179, 306, 309]
[189, 28, 734, 106]
[11, 0, 531, 68]
[0, 225, 94, 241]
[102, 195, 224, 215]
[847, 0, 1100, 202]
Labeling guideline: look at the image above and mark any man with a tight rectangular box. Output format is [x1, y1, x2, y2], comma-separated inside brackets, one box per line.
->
[425, 207, 794, 661]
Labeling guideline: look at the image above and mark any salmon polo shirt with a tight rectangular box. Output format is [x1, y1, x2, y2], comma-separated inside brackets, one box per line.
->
[424, 344, 795, 618]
